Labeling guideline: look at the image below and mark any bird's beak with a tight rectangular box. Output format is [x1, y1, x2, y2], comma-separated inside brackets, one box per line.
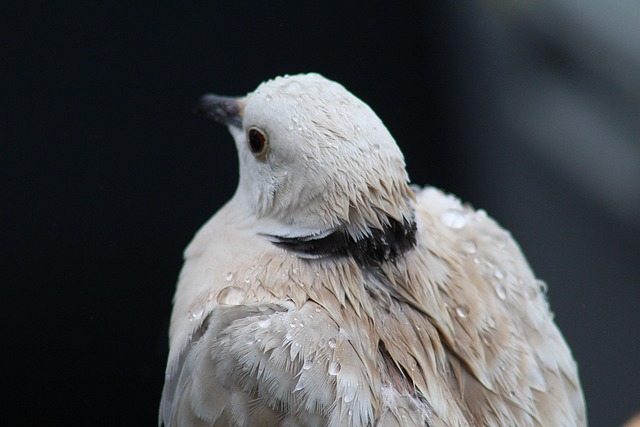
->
[195, 94, 244, 129]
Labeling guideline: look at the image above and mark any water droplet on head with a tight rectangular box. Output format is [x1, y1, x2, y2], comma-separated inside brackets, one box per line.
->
[494, 283, 507, 300]
[285, 329, 294, 340]
[328, 361, 341, 375]
[328, 338, 336, 348]
[225, 272, 234, 282]
[440, 209, 466, 229]
[216, 286, 246, 305]
[265, 94, 272, 102]
[245, 335, 256, 345]
[456, 305, 470, 318]
[284, 81, 302, 93]
[494, 269, 505, 280]
[372, 143, 380, 154]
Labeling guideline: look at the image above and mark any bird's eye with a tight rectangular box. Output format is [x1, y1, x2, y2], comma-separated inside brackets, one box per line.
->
[248, 127, 268, 159]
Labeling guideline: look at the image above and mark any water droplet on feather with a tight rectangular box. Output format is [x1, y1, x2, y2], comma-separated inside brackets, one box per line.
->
[461, 239, 477, 254]
[440, 209, 466, 229]
[456, 305, 470, 318]
[188, 307, 204, 321]
[343, 383, 357, 402]
[487, 316, 496, 328]
[216, 286, 245, 305]
[258, 318, 272, 328]
[328, 361, 341, 375]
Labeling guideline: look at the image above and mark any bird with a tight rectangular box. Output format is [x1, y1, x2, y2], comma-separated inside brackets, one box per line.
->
[159, 73, 586, 426]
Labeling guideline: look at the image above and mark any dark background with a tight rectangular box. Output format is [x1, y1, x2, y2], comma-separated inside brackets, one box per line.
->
[4, 1, 639, 425]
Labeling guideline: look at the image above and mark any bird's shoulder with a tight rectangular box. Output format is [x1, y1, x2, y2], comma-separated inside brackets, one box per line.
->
[397, 186, 586, 426]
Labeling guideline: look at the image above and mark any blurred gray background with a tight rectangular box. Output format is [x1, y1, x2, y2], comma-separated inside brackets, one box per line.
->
[4, 0, 639, 425]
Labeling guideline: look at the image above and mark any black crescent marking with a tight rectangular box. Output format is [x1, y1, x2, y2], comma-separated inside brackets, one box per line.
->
[269, 214, 417, 267]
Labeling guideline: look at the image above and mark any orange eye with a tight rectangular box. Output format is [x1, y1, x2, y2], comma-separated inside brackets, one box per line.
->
[248, 127, 268, 158]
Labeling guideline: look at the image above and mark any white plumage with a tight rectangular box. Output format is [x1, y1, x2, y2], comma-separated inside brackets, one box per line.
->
[160, 73, 586, 426]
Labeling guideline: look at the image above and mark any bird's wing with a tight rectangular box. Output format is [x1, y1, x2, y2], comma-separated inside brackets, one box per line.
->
[378, 187, 586, 426]
[160, 303, 286, 427]
[160, 297, 390, 427]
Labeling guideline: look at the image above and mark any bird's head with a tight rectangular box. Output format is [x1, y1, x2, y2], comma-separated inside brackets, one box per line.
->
[197, 73, 415, 245]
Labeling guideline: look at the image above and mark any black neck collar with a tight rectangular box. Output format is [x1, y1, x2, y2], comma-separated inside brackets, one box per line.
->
[268, 214, 417, 267]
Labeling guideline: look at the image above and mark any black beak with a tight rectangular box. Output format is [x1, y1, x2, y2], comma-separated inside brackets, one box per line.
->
[194, 94, 244, 129]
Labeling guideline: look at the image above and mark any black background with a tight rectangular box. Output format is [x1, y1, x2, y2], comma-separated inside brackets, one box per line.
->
[4, 1, 639, 425]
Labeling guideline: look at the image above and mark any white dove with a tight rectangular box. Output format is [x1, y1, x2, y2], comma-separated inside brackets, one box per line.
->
[160, 73, 586, 427]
